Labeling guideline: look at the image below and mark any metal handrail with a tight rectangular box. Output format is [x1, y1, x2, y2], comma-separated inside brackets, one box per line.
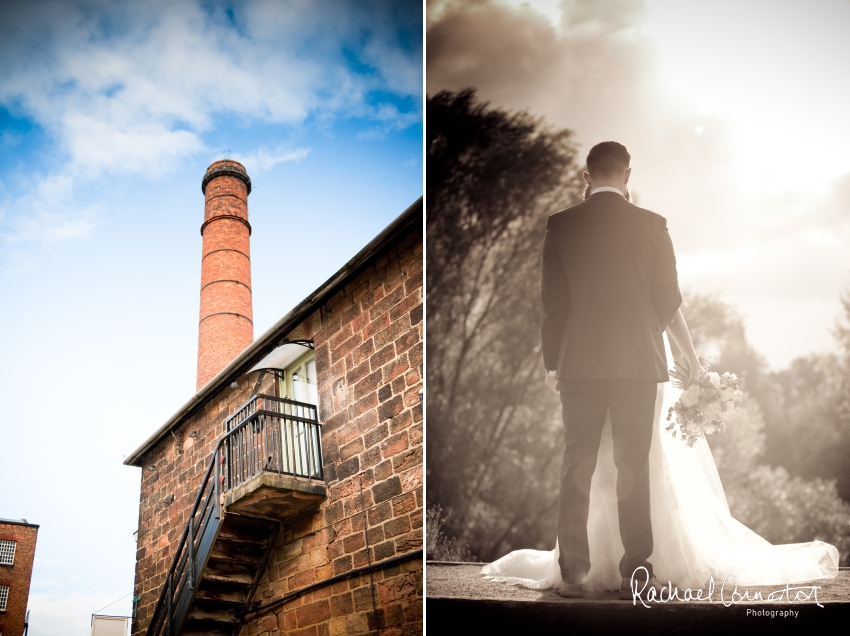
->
[145, 395, 323, 635]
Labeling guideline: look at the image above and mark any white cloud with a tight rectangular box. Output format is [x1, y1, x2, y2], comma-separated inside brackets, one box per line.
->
[13, 211, 99, 244]
[357, 104, 423, 140]
[232, 146, 311, 172]
[0, 173, 100, 244]
[0, 0, 422, 244]
[0, 129, 22, 149]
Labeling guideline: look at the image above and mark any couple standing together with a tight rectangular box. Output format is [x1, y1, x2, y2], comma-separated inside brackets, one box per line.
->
[482, 142, 838, 596]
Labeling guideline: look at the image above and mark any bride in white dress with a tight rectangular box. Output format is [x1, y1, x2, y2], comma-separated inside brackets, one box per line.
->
[481, 331, 839, 592]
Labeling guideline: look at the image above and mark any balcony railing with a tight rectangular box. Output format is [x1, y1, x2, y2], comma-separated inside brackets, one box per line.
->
[223, 394, 323, 487]
[145, 394, 323, 635]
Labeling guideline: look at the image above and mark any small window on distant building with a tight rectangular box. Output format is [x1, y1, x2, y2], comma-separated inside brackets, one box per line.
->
[0, 584, 8, 611]
[0, 540, 15, 566]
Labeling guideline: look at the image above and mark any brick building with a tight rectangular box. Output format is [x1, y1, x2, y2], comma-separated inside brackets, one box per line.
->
[125, 160, 423, 636]
[0, 518, 38, 636]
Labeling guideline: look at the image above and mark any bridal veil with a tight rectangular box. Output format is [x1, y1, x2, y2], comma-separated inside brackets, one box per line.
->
[481, 336, 839, 590]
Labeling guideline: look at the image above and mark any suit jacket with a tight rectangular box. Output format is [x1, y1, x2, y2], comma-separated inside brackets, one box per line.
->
[541, 191, 682, 382]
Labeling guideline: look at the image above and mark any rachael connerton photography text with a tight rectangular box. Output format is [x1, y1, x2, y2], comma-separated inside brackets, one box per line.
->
[628, 567, 823, 608]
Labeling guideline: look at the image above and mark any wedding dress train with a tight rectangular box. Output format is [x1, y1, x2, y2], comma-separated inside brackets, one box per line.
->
[481, 336, 839, 590]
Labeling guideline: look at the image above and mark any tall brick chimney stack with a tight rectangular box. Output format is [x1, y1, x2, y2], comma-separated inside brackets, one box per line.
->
[197, 159, 253, 390]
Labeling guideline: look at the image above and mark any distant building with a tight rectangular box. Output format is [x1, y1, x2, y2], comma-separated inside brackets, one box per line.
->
[91, 614, 130, 636]
[125, 161, 423, 635]
[0, 518, 38, 636]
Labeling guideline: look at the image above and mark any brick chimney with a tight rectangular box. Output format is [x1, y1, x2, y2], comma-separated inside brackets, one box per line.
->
[197, 159, 253, 390]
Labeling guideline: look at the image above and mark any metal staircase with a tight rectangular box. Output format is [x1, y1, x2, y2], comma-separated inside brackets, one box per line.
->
[145, 395, 326, 636]
[179, 514, 278, 635]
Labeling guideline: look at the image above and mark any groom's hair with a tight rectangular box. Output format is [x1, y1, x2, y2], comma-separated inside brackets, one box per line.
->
[584, 183, 631, 202]
[586, 141, 630, 178]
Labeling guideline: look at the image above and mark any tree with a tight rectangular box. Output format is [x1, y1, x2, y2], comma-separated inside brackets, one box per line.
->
[425, 90, 850, 564]
[685, 293, 850, 562]
[834, 289, 850, 429]
[426, 89, 583, 560]
[708, 397, 850, 561]
[696, 284, 850, 504]
[760, 354, 850, 500]
[678, 292, 768, 397]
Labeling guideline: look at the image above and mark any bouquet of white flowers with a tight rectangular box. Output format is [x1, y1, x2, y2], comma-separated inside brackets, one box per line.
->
[665, 359, 745, 447]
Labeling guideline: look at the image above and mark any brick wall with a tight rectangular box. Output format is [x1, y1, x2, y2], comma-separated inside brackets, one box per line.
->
[132, 375, 264, 632]
[197, 159, 254, 390]
[0, 521, 38, 636]
[132, 223, 422, 635]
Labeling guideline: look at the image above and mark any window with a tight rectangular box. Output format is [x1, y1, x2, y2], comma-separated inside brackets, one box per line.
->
[0, 585, 8, 611]
[279, 351, 321, 477]
[279, 351, 318, 406]
[0, 540, 15, 566]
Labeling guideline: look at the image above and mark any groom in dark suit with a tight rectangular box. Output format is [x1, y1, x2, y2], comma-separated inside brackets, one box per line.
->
[541, 141, 682, 598]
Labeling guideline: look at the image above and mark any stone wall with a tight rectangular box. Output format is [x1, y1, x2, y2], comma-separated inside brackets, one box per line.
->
[0, 520, 39, 636]
[132, 372, 261, 632]
[131, 223, 422, 636]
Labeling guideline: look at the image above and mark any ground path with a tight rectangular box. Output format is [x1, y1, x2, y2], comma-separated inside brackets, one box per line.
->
[426, 562, 850, 634]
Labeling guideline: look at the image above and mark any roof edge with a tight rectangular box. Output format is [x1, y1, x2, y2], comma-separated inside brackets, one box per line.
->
[0, 518, 39, 528]
[124, 197, 422, 467]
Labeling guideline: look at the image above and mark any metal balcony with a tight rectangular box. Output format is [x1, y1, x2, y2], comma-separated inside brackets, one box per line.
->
[221, 394, 325, 519]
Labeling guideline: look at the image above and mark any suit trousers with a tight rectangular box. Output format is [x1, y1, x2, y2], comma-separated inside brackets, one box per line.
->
[557, 378, 657, 584]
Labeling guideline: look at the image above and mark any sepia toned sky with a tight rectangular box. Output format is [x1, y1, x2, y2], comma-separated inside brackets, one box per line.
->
[427, 0, 850, 369]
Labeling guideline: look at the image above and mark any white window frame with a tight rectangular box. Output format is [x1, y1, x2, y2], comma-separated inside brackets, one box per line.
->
[278, 351, 321, 478]
[278, 350, 318, 406]
[0, 584, 9, 612]
[0, 540, 15, 566]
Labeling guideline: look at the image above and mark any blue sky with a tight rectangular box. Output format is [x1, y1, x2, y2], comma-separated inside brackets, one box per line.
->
[0, 1, 422, 633]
